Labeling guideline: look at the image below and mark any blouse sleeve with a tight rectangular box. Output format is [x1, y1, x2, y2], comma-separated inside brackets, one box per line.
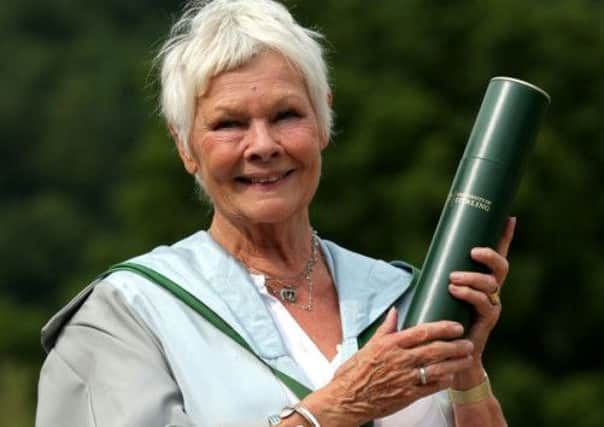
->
[35, 281, 195, 427]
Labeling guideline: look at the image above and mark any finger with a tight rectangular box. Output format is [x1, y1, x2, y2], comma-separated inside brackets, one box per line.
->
[496, 217, 516, 258]
[469, 247, 509, 285]
[449, 284, 500, 317]
[394, 321, 464, 349]
[448, 271, 499, 294]
[374, 307, 398, 338]
[407, 339, 474, 367]
[419, 355, 475, 385]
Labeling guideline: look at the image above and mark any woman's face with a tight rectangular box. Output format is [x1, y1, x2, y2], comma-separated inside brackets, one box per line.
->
[178, 51, 328, 226]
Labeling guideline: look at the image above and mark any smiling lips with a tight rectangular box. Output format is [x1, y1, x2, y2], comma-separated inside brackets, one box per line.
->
[236, 169, 294, 185]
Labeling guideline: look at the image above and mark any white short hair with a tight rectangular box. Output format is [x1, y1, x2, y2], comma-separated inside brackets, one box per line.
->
[157, 0, 333, 150]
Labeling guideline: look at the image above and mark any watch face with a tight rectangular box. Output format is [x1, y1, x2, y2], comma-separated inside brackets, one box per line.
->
[279, 406, 296, 419]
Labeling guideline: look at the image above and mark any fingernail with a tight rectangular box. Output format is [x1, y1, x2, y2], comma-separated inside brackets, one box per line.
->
[449, 272, 463, 281]
[471, 247, 484, 257]
[453, 323, 464, 334]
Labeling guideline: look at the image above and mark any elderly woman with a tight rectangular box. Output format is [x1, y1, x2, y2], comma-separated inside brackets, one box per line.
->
[36, 0, 513, 426]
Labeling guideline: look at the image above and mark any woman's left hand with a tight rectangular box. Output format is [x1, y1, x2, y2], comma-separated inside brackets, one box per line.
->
[447, 217, 516, 387]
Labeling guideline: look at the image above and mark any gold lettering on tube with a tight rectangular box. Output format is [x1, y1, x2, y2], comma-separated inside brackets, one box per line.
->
[447, 192, 492, 212]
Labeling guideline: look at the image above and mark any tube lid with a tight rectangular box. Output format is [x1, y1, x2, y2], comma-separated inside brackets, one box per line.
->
[464, 77, 550, 166]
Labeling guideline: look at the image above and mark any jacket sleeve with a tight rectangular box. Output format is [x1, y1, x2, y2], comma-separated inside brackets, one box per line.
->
[35, 281, 195, 427]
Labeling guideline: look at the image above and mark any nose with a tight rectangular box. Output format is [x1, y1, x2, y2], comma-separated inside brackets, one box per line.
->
[244, 120, 283, 162]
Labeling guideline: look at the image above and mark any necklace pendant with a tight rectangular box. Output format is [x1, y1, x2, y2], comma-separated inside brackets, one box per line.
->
[280, 286, 297, 303]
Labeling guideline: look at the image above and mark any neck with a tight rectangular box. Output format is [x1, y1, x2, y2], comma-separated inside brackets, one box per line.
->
[208, 211, 315, 276]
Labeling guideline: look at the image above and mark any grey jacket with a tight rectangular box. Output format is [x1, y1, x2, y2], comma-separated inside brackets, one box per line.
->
[36, 231, 449, 426]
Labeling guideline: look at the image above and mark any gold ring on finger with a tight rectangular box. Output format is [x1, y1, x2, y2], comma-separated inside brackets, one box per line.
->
[488, 288, 501, 305]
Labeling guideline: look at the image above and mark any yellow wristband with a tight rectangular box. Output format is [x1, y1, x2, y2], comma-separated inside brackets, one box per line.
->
[448, 374, 493, 404]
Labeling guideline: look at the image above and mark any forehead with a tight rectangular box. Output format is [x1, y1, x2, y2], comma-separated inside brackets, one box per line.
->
[200, 51, 308, 104]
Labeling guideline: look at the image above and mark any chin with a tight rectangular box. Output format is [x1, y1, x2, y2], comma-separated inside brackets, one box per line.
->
[240, 200, 306, 225]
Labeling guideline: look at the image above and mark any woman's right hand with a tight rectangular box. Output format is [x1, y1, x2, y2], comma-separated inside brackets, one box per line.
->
[302, 308, 475, 427]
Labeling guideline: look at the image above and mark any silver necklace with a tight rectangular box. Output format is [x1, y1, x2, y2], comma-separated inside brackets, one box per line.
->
[247, 231, 319, 312]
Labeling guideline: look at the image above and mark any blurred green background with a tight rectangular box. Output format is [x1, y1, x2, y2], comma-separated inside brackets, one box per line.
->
[2, 0, 603, 425]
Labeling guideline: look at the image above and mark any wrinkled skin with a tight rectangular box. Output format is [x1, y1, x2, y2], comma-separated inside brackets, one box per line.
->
[301, 218, 515, 427]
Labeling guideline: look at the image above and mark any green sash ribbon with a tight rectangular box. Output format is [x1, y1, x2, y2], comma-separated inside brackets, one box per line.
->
[103, 261, 417, 426]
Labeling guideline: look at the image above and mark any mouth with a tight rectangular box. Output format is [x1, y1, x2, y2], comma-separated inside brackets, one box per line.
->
[235, 169, 295, 186]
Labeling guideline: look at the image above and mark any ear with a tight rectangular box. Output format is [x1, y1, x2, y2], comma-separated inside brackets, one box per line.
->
[319, 90, 333, 151]
[319, 133, 330, 151]
[169, 124, 198, 175]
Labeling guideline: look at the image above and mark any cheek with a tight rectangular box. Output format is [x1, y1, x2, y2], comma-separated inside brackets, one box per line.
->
[279, 125, 323, 160]
[197, 142, 243, 182]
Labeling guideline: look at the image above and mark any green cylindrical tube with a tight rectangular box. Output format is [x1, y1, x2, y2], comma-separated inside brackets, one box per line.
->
[403, 77, 550, 330]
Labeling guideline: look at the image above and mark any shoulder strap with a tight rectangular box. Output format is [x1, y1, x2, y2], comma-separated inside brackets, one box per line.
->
[101, 261, 417, 426]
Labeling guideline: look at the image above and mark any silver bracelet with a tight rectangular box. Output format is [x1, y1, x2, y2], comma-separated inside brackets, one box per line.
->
[293, 403, 321, 427]
[273, 403, 321, 427]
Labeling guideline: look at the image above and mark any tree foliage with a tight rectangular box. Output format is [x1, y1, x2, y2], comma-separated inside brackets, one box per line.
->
[1, 0, 603, 425]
